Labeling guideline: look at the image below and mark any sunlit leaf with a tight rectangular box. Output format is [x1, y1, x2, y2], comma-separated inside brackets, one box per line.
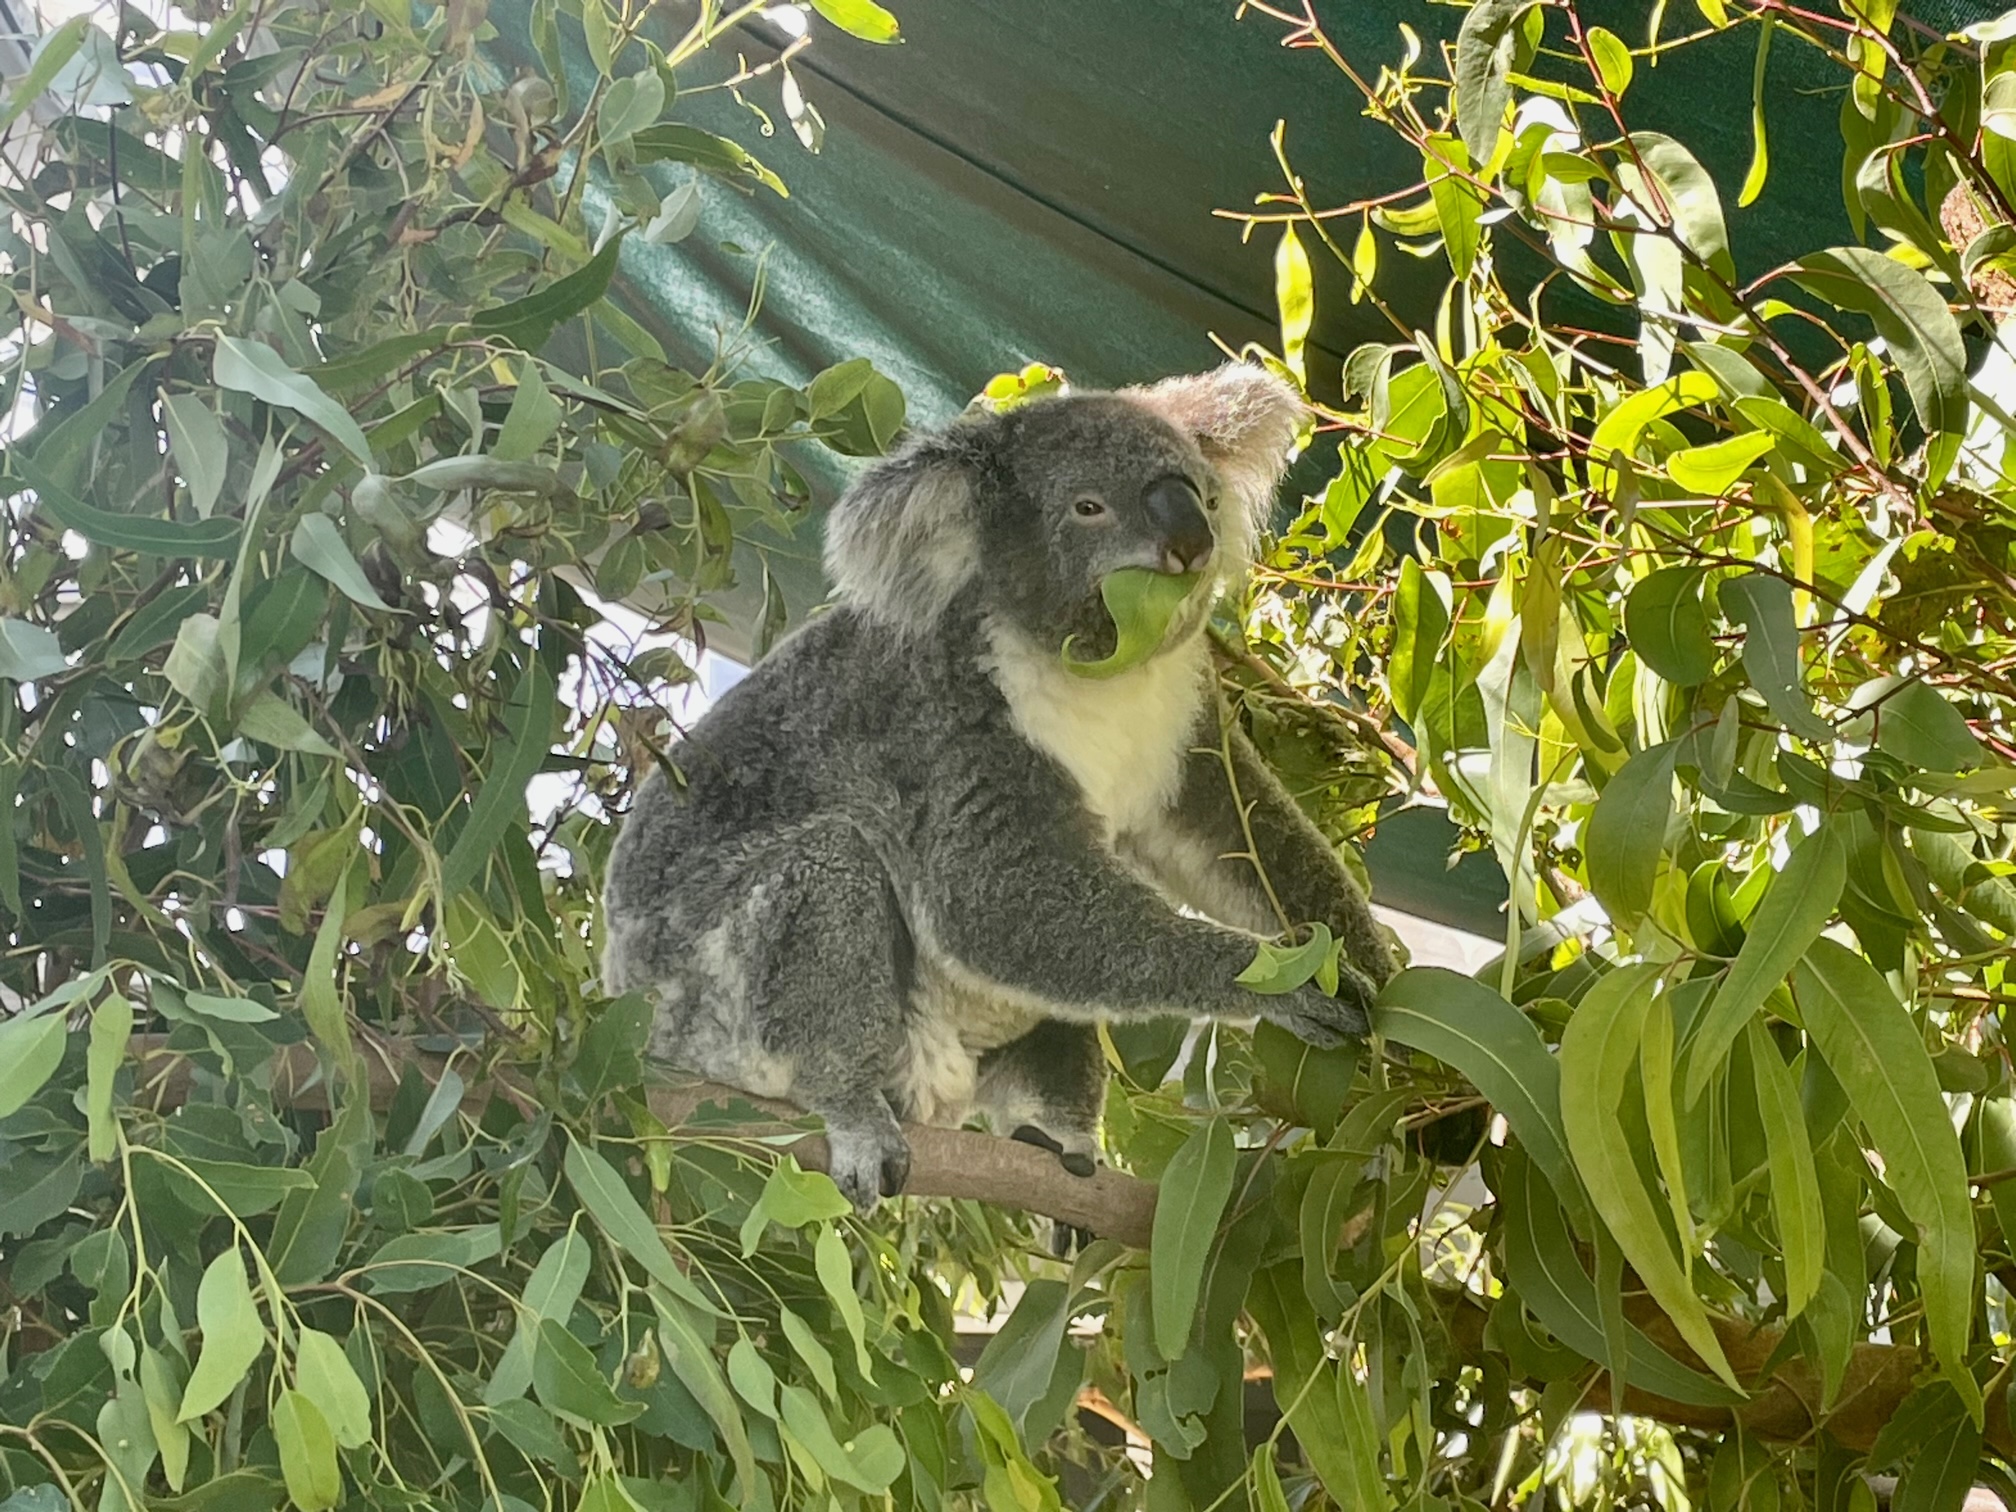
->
[1740, 17, 1775, 205]
[1588, 26, 1633, 95]
[1275, 223, 1314, 382]
[810, 0, 901, 43]
[1666, 431, 1775, 494]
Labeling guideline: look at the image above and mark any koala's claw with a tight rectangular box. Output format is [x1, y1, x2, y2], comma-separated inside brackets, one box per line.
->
[881, 1145, 911, 1199]
[827, 1123, 911, 1211]
[1011, 1124, 1100, 1181]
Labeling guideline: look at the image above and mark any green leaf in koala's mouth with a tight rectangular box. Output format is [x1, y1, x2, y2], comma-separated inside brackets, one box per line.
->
[1059, 568, 1203, 679]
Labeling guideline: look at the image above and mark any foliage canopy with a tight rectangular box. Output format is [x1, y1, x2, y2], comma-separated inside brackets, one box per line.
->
[15, 4, 2016, 1512]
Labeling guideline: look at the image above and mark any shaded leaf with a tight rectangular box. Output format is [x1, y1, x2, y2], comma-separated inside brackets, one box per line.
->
[1746, 1020, 1825, 1315]
[1722, 573, 1832, 742]
[1683, 824, 1846, 1104]
[178, 1250, 266, 1421]
[1561, 965, 1738, 1387]
[1791, 248, 1968, 465]
[1455, 0, 1532, 160]
[1151, 1118, 1237, 1359]
[1377, 968, 1581, 1215]
[291, 515, 391, 612]
[1625, 568, 1716, 685]
[8, 455, 241, 559]
[293, 1329, 371, 1449]
[532, 1318, 642, 1427]
[1585, 740, 1679, 928]
[161, 394, 229, 519]
[564, 1137, 714, 1312]
[213, 337, 372, 464]
[1794, 941, 1978, 1417]
[1498, 1152, 1742, 1405]
[439, 651, 556, 897]
[85, 992, 131, 1163]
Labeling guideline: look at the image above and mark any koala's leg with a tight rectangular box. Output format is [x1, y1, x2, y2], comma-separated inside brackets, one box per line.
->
[1124, 707, 1395, 998]
[753, 840, 917, 1211]
[975, 1019, 1104, 1179]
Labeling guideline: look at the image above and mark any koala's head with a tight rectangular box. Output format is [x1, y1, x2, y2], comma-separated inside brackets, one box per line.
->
[822, 363, 1306, 656]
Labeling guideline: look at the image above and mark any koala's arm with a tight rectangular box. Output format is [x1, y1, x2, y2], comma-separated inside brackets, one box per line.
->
[1126, 702, 1395, 988]
[916, 759, 1368, 1042]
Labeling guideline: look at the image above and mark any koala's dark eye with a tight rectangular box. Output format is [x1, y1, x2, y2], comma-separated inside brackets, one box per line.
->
[1071, 496, 1106, 519]
[1203, 493, 1220, 512]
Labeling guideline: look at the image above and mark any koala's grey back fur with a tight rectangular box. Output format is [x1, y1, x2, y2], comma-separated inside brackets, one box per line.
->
[603, 365, 1393, 1209]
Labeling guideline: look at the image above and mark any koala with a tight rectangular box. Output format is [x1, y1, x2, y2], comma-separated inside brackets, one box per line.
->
[601, 363, 1394, 1210]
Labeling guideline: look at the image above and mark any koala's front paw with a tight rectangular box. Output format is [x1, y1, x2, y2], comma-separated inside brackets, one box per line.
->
[826, 1123, 912, 1211]
[1262, 967, 1374, 1049]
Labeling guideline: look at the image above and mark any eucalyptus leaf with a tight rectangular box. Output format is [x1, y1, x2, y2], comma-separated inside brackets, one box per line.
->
[1584, 741, 1679, 929]
[1150, 1118, 1237, 1360]
[161, 394, 229, 519]
[1794, 941, 1979, 1418]
[1791, 248, 1968, 461]
[1683, 824, 1846, 1105]
[1560, 965, 1739, 1387]
[0, 1013, 67, 1119]
[178, 1250, 266, 1421]
[213, 337, 372, 464]
[1061, 569, 1203, 679]
[1721, 574, 1832, 743]
[1377, 968, 1582, 1217]
[1625, 568, 1716, 686]
[291, 515, 392, 612]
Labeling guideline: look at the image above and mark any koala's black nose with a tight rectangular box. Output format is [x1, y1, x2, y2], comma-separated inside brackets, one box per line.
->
[1143, 476, 1213, 575]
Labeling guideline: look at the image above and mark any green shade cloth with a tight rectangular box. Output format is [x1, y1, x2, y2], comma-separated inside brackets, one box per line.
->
[486, 1, 1994, 934]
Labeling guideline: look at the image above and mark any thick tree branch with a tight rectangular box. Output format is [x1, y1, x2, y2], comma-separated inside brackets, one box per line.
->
[131, 1034, 1159, 1246]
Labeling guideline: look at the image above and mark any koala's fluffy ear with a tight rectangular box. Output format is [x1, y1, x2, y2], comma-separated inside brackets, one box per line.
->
[1123, 363, 1307, 545]
[822, 436, 980, 632]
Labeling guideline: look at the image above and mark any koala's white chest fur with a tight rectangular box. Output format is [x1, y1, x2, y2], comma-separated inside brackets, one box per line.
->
[981, 622, 1206, 839]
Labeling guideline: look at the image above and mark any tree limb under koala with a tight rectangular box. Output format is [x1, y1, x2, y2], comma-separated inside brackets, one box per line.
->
[130, 1034, 1159, 1245]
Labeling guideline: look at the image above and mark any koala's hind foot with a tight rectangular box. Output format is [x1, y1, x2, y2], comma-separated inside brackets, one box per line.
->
[820, 1094, 911, 1211]
[1010, 1123, 1098, 1179]
[979, 1020, 1104, 1180]
[1004, 1122, 1099, 1257]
